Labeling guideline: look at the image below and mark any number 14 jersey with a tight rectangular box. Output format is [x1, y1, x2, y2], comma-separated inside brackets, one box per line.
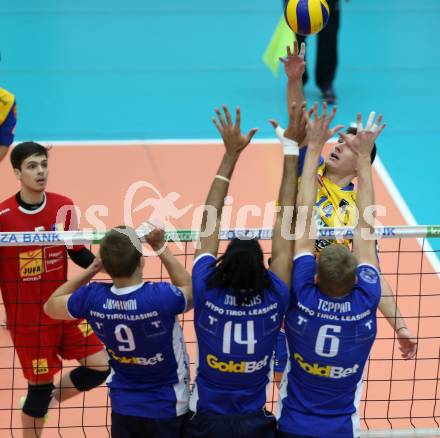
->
[190, 254, 289, 415]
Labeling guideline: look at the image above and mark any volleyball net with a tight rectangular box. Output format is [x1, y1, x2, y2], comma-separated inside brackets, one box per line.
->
[0, 225, 439, 437]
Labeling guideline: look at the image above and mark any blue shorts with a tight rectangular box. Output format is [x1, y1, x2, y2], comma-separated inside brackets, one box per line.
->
[274, 329, 288, 373]
[184, 410, 276, 438]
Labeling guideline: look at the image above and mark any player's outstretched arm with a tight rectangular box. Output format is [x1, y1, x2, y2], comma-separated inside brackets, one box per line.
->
[295, 103, 343, 256]
[344, 115, 417, 359]
[194, 105, 258, 258]
[281, 41, 307, 146]
[268, 102, 306, 285]
[44, 257, 102, 320]
[379, 278, 417, 359]
[146, 227, 193, 310]
[341, 112, 386, 267]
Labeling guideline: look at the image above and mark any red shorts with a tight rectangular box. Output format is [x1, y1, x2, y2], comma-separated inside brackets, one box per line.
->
[10, 320, 104, 382]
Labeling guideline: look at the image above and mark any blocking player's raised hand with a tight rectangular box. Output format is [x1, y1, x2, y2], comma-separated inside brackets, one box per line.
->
[340, 112, 386, 157]
[270, 101, 308, 146]
[212, 105, 258, 157]
[196, 105, 256, 258]
[351, 111, 386, 268]
[280, 40, 306, 80]
[306, 102, 344, 150]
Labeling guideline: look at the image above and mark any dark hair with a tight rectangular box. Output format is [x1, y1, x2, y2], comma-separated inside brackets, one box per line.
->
[346, 127, 377, 163]
[207, 238, 273, 305]
[10, 142, 48, 170]
[100, 226, 142, 278]
[317, 244, 357, 297]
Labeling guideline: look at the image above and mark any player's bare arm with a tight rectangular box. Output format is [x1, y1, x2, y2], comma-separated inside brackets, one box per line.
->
[268, 102, 305, 286]
[146, 227, 193, 310]
[194, 105, 258, 258]
[281, 41, 307, 146]
[340, 112, 386, 267]
[342, 114, 418, 359]
[44, 257, 102, 320]
[379, 284, 417, 359]
[295, 102, 344, 255]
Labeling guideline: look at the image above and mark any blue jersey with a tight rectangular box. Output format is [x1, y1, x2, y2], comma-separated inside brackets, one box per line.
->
[277, 253, 381, 438]
[190, 253, 289, 415]
[68, 281, 190, 419]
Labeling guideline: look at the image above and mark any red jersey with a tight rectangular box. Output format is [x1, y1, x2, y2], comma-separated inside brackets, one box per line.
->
[0, 192, 83, 332]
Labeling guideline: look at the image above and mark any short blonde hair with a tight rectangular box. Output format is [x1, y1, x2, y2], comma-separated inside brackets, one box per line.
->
[317, 244, 357, 297]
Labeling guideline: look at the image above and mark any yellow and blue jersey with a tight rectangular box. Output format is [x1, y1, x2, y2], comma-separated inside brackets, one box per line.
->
[0, 88, 17, 147]
[298, 146, 357, 251]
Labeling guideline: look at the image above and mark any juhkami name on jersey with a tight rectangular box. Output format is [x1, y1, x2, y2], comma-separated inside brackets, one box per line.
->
[0, 233, 62, 244]
[103, 299, 138, 311]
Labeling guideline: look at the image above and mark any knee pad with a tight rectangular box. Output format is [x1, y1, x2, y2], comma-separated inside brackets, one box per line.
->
[70, 366, 110, 392]
[22, 383, 54, 418]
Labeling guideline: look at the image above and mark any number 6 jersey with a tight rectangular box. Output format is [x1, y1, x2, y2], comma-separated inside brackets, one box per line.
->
[190, 253, 289, 415]
[67, 281, 190, 419]
[277, 253, 381, 438]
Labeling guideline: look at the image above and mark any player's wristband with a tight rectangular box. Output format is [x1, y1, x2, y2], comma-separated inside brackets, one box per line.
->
[396, 326, 407, 333]
[215, 174, 230, 183]
[275, 126, 299, 156]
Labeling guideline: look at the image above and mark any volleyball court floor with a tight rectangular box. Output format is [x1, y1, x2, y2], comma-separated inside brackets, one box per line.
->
[0, 142, 438, 436]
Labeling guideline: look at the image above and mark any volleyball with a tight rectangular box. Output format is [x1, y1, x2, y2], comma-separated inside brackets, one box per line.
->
[284, 0, 330, 36]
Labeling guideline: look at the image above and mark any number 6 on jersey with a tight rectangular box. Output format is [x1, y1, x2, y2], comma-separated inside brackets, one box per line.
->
[315, 324, 341, 358]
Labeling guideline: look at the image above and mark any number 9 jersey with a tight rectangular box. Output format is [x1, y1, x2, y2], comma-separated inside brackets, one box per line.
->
[67, 281, 190, 419]
[277, 253, 381, 438]
[190, 253, 289, 415]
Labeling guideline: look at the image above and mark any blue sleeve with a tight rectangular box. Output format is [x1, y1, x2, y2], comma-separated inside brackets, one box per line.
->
[268, 270, 290, 313]
[67, 284, 92, 319]
[356, 264, 381, 307]
[292, 253, 317, 299]
[156, 282, 187, 315]
[192, 253, 216, 308]
[297, 146, 324, 177]
[0, 103, 17, 147]
[356, 264, 381, 303]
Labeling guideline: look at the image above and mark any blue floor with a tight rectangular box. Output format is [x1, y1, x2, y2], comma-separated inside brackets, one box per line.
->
[1, 0, 439, 245]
